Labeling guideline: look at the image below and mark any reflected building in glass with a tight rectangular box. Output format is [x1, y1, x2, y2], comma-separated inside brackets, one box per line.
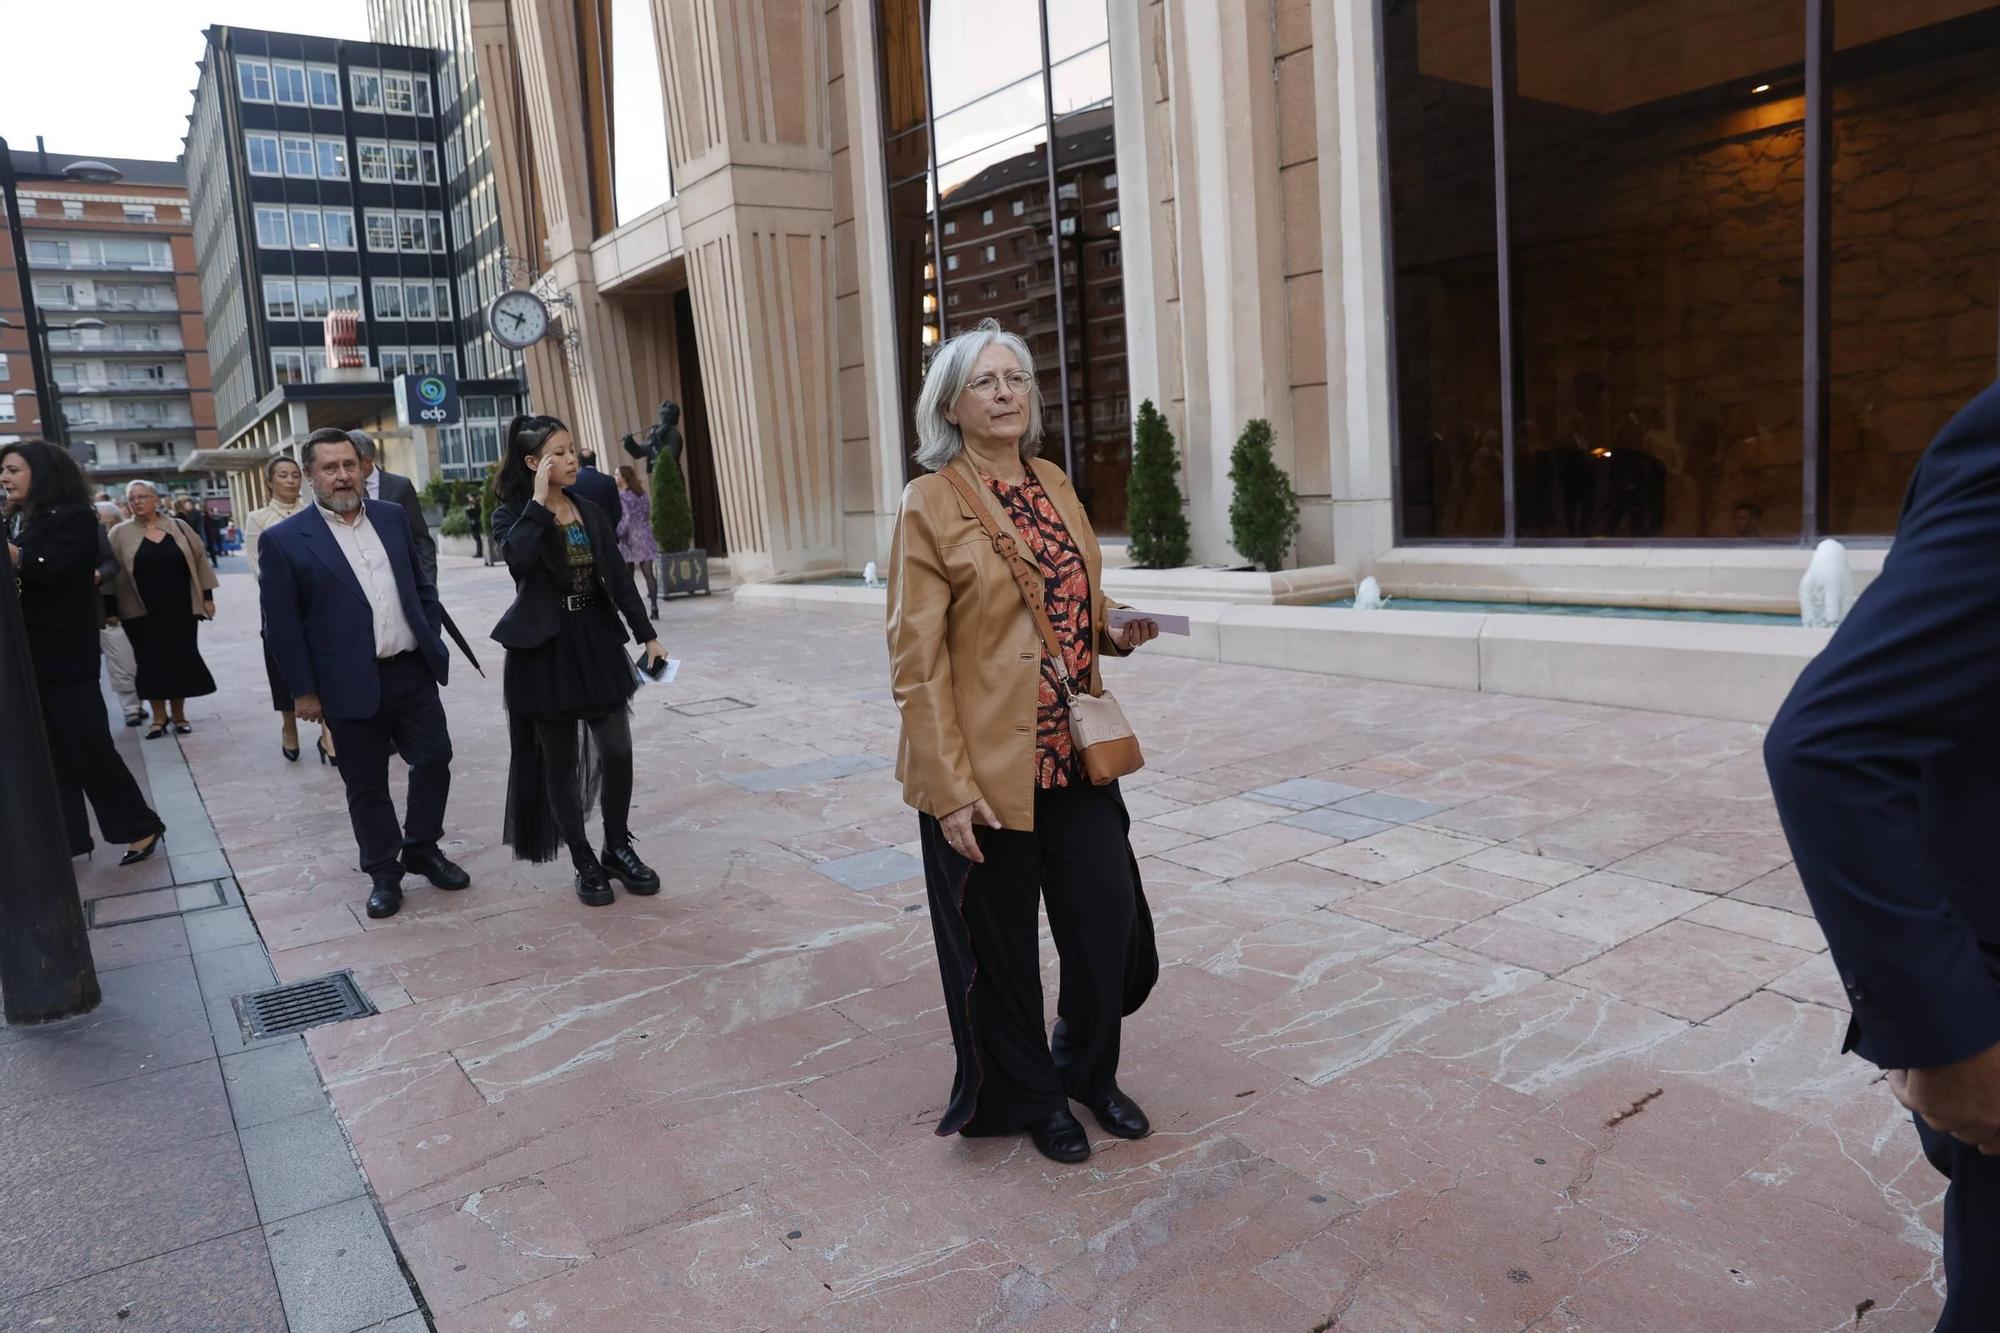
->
[401, 0, 2000, 609]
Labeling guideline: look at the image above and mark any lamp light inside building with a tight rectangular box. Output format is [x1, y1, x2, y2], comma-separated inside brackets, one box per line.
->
[1751, 83, 1772, 94]
[921, 324, 939, 346]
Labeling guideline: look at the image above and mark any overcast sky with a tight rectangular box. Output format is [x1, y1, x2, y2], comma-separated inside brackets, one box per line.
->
[0, 1, 372, 164]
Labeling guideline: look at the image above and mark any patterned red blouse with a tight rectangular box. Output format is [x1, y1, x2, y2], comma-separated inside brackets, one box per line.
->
[984, 470, 1093, 788]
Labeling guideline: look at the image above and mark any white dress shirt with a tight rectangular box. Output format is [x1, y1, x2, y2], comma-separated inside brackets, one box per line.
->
[365, 468, 381, 500]
[317, 501, 419, 658]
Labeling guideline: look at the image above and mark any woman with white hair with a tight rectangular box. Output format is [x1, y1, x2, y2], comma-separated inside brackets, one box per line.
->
[107, 478, 218, 737]
[888, 318, 1162, 1165]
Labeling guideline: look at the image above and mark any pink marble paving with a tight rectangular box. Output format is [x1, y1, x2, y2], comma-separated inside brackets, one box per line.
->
[162, 557, 1945, 1331]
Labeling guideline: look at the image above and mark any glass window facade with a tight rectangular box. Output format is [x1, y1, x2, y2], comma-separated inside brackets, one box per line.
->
[1384, 0, 2000, 543]
[875, 0, 1132, 529]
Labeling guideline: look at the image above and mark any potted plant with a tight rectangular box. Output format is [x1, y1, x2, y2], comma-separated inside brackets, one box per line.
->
[1228, 417, 1300, 572]
[1126, 399, 1191, 569]
[650, 451, 709, 597]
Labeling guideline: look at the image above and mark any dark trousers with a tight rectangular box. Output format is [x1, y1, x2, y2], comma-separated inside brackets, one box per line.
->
[327, 653, 452, 880]
[532, 710, 634, 862]
[920, 780, 1137, 1135]
[39, 675, 160, 854]
[1916, 1111, 2000, 1329]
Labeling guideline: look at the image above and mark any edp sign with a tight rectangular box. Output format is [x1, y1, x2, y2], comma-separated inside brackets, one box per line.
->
[395, 373, 461, 428]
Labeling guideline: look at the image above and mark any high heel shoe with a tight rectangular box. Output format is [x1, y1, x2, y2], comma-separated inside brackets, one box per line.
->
[281, 737, 301, 762]
[145, 724, 168, 739]
[119, 828, 165, 867]
[173, 722, 192, 735]
[317, 736, 339, 768]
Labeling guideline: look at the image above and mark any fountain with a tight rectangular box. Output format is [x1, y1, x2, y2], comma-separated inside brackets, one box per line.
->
[1353, 576, 1387, 610]
[1798, 539, 1855, 629]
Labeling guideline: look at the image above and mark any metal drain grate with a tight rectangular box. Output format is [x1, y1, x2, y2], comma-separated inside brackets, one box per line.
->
[233, 970, 375, 1041]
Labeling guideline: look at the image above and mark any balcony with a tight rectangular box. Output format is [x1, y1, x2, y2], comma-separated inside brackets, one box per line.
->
[46, 333, 185, 353]
[65, 410, 196, 431]
[36, 293, 179, 314]
[57, 379, 192, 396]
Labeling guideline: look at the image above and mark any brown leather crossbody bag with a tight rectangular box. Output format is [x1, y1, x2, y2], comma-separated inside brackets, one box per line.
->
[940, 467, 1144, 785]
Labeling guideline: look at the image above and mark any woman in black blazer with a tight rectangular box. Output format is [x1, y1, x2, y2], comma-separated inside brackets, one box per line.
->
[2, 441, 164, 863]
[490, 415, 668, 905]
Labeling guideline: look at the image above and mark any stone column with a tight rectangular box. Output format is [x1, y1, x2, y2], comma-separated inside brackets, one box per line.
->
[1313, 0, 1398, 571]
[656, 0, 844, 582]
[1161, 0, 1295, 565]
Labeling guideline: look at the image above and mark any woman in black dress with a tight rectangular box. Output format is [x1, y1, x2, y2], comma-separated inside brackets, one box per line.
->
[490, 415, 668, 905]
[108, 480, 218, 737]
[1, 442, 165, 863]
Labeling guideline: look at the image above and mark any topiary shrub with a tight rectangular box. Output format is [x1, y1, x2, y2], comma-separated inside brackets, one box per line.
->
[440, 507, 472, 538]
[1228, 417, 1300, 572]
[1125, 399, 1190, 569]
[479, 461, 499, 541]
[651, 454, 696, 553]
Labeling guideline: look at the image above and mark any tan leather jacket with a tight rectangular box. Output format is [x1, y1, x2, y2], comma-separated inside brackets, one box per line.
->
[888, 455, 1129, 832]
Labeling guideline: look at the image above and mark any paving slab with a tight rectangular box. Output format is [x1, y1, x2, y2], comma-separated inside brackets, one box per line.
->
[149, 557, 1948, 1330]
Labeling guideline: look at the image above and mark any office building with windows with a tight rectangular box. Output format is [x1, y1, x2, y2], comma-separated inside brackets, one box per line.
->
[185, 24, 526, 516]
[436, 1, 1998, 609]
[2, 145, 223, 509]
[364, 0, 525, 389]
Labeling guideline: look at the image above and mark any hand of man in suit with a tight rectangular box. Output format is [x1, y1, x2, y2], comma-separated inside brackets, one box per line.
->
[1891, 1038, 2000, 1153]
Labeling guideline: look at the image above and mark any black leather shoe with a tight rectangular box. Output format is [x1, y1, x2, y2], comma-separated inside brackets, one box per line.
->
[599, 839, 660, 895]
[1087, 1087, 1151, 1140]
[1027, 1107, 1091, 1164]
[574, 857, 614, 907]
[365, 876, 404, 919]
[401, 845, 470, 890]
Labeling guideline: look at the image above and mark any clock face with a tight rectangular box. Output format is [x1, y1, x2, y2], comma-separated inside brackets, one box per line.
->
[488, 290, 551, 350]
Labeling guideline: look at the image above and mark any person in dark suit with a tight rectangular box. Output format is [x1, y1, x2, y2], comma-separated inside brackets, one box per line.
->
[490, 415, 665, 906]
[346, 429, 438, 586]
[569, 447, 622, 526]
[1, 441, 164, 864]
[1765, 381, 2000, 1331]
[261, 428, 469, 919]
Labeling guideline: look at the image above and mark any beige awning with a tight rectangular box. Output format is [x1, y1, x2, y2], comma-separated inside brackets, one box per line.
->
[180, 447, 271, 472]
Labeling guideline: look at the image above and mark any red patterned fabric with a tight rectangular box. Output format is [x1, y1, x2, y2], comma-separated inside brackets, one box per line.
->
[984, 470, 1093, 788]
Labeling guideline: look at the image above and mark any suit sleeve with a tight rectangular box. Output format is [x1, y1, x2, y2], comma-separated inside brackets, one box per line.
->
[405, 510, 444, 634]
[399, 482, 438, 585]
[259, 533, 316, 699]
[1765, 427, 2000, 1070]
[493, 498, 561, 578]
[95, 523, 120, 589]
[887, 484, 981, 819]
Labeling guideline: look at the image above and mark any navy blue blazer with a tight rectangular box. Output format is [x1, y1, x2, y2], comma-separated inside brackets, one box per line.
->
[1766, 380, 2000, 1072]
[569, 465, 621, 525]
[258, 499, 449, 720]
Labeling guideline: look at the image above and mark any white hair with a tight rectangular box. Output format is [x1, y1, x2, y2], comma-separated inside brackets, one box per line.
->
[912, 318, 1042, 473]
[124, 479, 158, 499]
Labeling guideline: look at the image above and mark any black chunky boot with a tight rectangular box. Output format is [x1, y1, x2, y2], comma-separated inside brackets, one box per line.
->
[599, 835, 660, 895]
[572, 848, 614, 906]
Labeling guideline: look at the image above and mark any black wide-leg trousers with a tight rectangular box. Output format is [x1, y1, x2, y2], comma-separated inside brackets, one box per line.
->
[39, 675, 160, 855]
[1916, 1111, 2000, 1329]
[920, 780, 1154, 1137]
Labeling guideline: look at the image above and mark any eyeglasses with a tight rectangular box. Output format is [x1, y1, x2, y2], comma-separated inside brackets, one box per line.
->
[963, 371, 1036, 400]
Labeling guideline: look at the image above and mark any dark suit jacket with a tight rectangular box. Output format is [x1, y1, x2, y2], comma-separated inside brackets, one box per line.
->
[372, 468, 437, 585]
[258, 500, 449, 720]
[569, 466, 621, 526]
[489, 491, 654, 652]
[1766, 379, 2000, 1072]
[14, 504, 103, 681]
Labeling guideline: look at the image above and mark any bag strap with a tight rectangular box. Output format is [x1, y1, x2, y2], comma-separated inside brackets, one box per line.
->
[938, 465, 1078, 701]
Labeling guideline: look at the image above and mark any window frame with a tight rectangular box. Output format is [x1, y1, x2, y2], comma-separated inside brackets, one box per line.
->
[307, 63, 342, 109]
[289, 207, 325, 250]
[350, 69, 383, 110]
[372, 279, 406, 320]
[321, 208, 357, 251]
[245, 132, 283, 177]
[382, 71, 415, 115]
[237, 58, 273, 103]
[263, 277, 299, 320]
[253, 205, 290, 250]
[281, 135, 318, 179]
[315, 137, 349, 180]
[363, 209, 397, 252]
[272, 61, 309, 106]
[355, 140, 390, 184]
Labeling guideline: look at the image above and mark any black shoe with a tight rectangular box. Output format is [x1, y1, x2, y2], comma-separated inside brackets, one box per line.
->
[574, 855, 614, 907]
[145, 725, 168, 739]
[365, 876, 404, 919]
[318, 736, 339, 768]
[124, 712, 146, 728]
[599, 838, 660, 895]
[281, 741, 301, 762]
[401, 845, 470, 890]
[1027, 1107, 1091, 1163]
[119, 829, 165, 866]
[1087, 1087, 1151, 1140]
[173, 722, 192, 735]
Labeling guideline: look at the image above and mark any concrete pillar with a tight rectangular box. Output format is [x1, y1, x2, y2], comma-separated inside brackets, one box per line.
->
[1314, 0, 1398, 571]
[657, 0, 843, 582]
[1162, 0, 1295, 566]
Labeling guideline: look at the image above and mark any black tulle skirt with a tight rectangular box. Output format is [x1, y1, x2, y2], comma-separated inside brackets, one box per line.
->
[501, 605, 637, 863]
